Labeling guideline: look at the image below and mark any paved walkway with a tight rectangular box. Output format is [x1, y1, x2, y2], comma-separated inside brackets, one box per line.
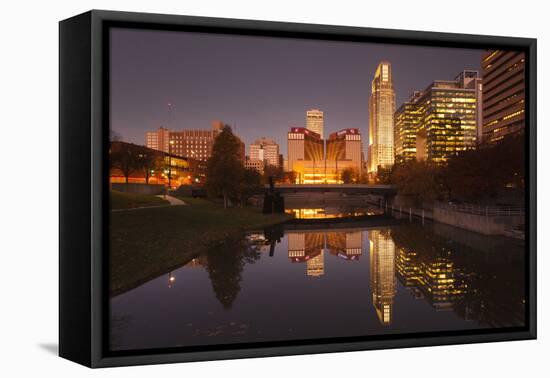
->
[111, 195, 186, 213]
[157, 195, 186, 206]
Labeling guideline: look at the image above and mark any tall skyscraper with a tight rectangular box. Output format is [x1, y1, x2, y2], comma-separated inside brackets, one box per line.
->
[481, 50, 525, 143]
[249, 137, 280, 168]
[414, 71, 482, 163]
[145, 126, 170, 153]
[306, 109, 324, 139]
[368, 61, 396, 174]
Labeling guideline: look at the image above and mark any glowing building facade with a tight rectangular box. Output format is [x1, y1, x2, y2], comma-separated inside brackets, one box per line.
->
[306, 109, 324, 139]
[481, 50, 525, 143]
[287, 127, 363, 184]
[412, 71, 482, 164]
[394, 91, 423, 163]
[368, 61, 396, 173]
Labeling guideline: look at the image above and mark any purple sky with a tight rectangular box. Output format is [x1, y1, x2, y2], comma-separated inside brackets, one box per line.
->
[110, 28, 484, 156]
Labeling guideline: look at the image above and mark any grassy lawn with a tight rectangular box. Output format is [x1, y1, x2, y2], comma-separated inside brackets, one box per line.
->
[110, 197, 291, 296]
[110, 190, 168, 210]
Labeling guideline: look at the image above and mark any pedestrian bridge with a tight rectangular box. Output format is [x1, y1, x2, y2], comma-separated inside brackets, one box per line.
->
[266, 184, 397, 195]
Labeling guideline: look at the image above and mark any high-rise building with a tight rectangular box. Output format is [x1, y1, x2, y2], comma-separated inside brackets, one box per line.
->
[394, 91, 423, 163]
[325, 128, 363, 172]
[306, 109, 324, 139]
[481, 50, 525, 143]
[412, 71, 482, 164]
[249, 137, 280, 169]
[369, 61, 396, 174]
[145, 127, 170, 153]
[369, 230, 396, 325]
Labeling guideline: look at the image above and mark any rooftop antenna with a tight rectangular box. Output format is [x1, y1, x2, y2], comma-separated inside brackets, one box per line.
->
[167, 101, 173, 129]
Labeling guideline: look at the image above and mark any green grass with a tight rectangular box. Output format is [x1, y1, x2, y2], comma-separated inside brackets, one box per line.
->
[110, 190, 168, 210]
[110, 197, 291, 296]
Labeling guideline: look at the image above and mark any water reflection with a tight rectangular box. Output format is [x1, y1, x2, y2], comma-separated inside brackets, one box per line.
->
[285, 206, 379, 219]
[110, 222, 525, 351]
[370, 230, 396, 325]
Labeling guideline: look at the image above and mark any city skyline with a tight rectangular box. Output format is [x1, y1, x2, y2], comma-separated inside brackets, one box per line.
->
[110, 28, 484, 156]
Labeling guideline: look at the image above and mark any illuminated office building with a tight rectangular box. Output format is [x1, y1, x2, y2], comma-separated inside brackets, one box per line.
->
[145, 126, 170, 153]
[287, 127, 324, 183]
[306, 109, 324, 139]
[413, 71, 482, 164]
[368, 61, 395, 173]
[287, 127, 364, 184]
[369, 230, 396, 325]
[394, 91, 423, 163]
[326, 128, 363, 173]
[167, 121, 223, 161]
[158, 120, 244, 162]
[482, 50, 525, 143]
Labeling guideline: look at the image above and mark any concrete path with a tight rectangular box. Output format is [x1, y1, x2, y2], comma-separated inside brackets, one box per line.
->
[111, 195, 186, 213]
[157, 195, 186, 206]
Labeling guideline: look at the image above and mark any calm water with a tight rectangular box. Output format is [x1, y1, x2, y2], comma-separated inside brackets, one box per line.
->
[110, 217, 526, 351]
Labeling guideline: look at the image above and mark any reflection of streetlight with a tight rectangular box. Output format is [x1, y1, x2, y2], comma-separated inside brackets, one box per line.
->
[168, 272, 175, 288]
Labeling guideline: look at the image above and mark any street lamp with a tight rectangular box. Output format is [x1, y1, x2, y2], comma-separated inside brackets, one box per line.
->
[168, 140, 175, 190]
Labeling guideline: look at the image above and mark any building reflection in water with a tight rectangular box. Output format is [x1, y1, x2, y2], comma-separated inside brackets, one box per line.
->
[178, 225, 524, 328]
[368, 230, 396, 325]
[287, 230, 364, 277]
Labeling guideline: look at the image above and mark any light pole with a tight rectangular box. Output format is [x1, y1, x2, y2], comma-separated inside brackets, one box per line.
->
[168, 140, 175, 190]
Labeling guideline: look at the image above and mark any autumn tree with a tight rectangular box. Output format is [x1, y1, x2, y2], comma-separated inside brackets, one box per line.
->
[205, 126, 245, 208]
[390, 160, 441, 206]
[340, 168, 360, 184]
[441, 131, 524, 202]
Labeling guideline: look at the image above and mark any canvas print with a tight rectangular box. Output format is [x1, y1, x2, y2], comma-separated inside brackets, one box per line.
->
[108, 28, 527, 352]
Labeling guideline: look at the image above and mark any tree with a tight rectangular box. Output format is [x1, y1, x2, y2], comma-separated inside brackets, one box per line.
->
[282, 171, 297, 184]
[241, 168, 262, 205]
[138, 147, 163, 184]
[205, 126, 245, 208]
[390, 160, 440, 206]
[110, 142, 142, 184]
[441, 131, 525, 202]
[262, 164, 284, 184]
[340, 168, 359, 184]
[375, 167, 392, 185]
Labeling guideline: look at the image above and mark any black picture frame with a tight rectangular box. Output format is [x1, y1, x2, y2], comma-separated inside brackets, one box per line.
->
[59, 9, 537, 368]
